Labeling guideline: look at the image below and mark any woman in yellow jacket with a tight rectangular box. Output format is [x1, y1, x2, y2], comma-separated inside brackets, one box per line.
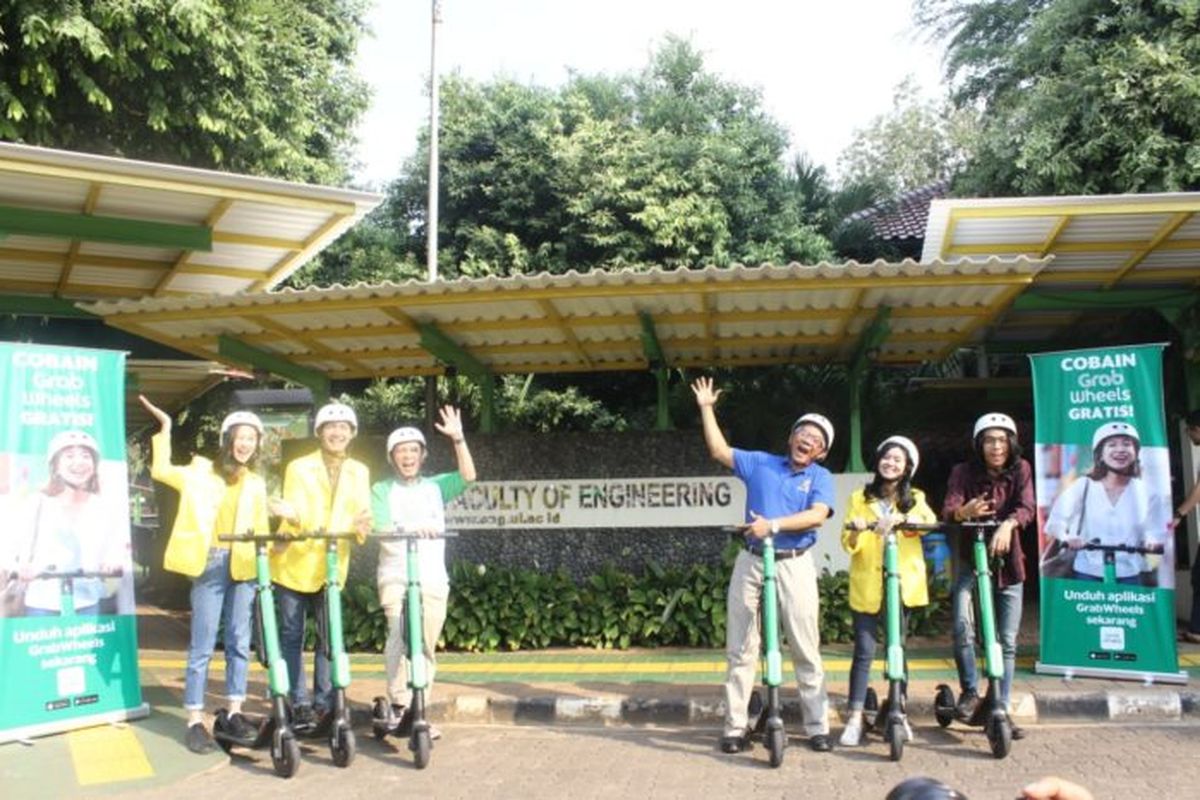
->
[140, 395, 270, 755]
[838, 435, 936, 747]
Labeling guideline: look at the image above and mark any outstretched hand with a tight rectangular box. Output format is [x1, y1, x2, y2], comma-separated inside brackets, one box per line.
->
[691, 376, 721, 408]
[138, 394, 172, 432]
[434, 405, 465, 441]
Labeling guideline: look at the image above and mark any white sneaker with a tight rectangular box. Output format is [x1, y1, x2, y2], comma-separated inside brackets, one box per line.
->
[839, 714, 863, 747]
[429, 724, 442, 741]
[902, 718, 915, 742]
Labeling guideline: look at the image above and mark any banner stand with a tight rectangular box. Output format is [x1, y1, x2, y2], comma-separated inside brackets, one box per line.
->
[1, 703, 150, 745]
[1034, 661, 1187, 685]
[1030, 343, 1184, 684]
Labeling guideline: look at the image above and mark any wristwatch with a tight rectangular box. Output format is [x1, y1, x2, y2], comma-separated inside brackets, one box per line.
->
[769, 519, 780, 535]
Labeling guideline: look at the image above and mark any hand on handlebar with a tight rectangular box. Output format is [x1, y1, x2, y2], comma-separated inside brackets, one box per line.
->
[742, 511, 771, 540]
[988, 519, 1016, 557]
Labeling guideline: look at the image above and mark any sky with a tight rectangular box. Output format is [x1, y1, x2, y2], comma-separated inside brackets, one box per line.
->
[351, 1, 947, 189]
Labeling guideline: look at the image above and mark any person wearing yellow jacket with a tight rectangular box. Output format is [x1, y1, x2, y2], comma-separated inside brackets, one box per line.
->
[140, 395, 269, 755]
[269, 401, 371, 726]
[838, 435, 936, 747]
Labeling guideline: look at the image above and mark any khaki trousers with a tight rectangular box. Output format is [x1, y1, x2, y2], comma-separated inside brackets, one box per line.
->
[379, 577, 448, 708]
[723, 548, 829, 737]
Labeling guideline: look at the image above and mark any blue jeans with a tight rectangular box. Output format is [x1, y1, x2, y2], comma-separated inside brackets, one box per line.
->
[951, 567, 1022, 710]
[275, 584, 330, 709]
[848, 609, 908, 710]
[184, 549, 254, 710]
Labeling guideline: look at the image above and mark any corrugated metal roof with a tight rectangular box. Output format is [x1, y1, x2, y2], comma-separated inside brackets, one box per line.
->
[921, 192, 1200, 348]
[922, 192, 1200, 288]
[84, 258, 1045, 378]
[0, 142, 382, 300]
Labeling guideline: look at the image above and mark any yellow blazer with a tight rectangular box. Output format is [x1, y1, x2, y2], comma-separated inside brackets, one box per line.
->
[840, 487, 937, 614]
[150, 432, 268, 581]
[271, 449, 371, 593]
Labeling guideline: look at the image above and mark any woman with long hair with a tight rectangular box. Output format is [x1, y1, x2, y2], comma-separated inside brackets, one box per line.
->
[1044, 422, 1168, 584]
[140, 395, 270, 755]
[838, 436, 936, 746]
[16, 430, 128, 616]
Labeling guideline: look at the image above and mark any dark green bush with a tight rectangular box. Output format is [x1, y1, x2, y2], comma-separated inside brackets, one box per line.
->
[334, 544, 951, 653]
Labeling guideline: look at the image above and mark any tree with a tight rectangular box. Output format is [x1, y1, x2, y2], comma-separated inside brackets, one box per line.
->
[918, 0, 1200, 195]
[0, 1, 370, 183]
[386, 36, 834, 278]
[838, 76, 980, 197]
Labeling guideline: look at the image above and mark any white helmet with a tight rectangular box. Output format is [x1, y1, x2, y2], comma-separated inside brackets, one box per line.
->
[877, 435, 919, 475]
[792, 412, 834, 451]
[220, 410, 264, 444]
[973, 412, 1017, 440]
[1092, 421, 1140, 451]
[387, 426, 427, 453]
[48, 430, 99, 463]
[314, 402, 358, 435]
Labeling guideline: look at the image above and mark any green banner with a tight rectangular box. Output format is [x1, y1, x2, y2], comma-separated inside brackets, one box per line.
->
[1030, 344, 1182, 682]
[0, 343, 148, 742]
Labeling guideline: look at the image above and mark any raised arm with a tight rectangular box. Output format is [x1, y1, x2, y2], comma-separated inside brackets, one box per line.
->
[435, 405, 476, 482]
[691, 377, 733, 468]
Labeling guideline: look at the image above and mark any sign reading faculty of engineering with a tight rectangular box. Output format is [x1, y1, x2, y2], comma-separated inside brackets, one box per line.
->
[0, 343, 148, 743]
[446, 477, 746, 529]
[1030, 344, 1182, 683]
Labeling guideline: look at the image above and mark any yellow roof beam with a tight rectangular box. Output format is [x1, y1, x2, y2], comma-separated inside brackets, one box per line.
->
[1104, 211, 1193, 288]
[248, 315, 375, 376]
[0, 154, 359, 215]
[949, 238, 1200, 256]
[154, 198, 234, 296]
[538, 299, 593, 368]
[251, 213, 350, 291]
[56, 182, 103, 296]
[212, 231, 305, 250]
[950, 199, 1200, 219]
[1038, 216, 1071, 257]
[1034, 267, 1200, 284]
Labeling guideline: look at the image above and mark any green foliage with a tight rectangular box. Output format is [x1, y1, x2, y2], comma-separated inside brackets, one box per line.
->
[0, 0, 370, 182]
[918, 0, 1200, 195]
[334, 374, 631, 434]
[383, 36, 833, 278]
[335, 549, 951, 653]
[837, 76, 981, 197]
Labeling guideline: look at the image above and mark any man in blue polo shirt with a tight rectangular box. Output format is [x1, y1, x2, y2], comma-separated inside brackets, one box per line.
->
[692, 376, 836, 754]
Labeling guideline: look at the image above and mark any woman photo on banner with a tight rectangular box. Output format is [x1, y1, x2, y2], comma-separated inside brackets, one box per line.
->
[1042, 422, 1172, 587]
[5, 430, 131, 617]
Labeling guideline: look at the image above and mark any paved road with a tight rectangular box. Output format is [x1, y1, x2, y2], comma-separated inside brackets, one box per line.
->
[115, 721, 1196, 800]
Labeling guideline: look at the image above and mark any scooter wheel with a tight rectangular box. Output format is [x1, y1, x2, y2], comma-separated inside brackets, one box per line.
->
[863, 687, 879, 730]
[987, 716, 1012, 759]
[887, 721, 904, 762]
[766, 726, 785, 768]
[411, 728, 432, 769]
[332, 725, 356, 768]
[934, 685, 955, 728]
[371, 697, 390, 740]
[273, 734, 301, 779]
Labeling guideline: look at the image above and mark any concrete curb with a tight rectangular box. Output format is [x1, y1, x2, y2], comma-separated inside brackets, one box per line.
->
[419, 689, 1200, 728]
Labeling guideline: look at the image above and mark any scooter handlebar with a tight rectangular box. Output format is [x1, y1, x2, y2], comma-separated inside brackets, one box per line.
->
[369, 530, 460, 540]
[1081, 537, 1164, 555]
[8, 567, 124, 580]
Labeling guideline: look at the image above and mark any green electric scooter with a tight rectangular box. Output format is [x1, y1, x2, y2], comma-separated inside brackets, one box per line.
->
[744, 532, 787, 768]
[281, 530, 357, 768]
[856, 519, 918, 762]
[932, 520, 1013, 759]
[213, 533, 300, 779]
[371, 531, 458, 769]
